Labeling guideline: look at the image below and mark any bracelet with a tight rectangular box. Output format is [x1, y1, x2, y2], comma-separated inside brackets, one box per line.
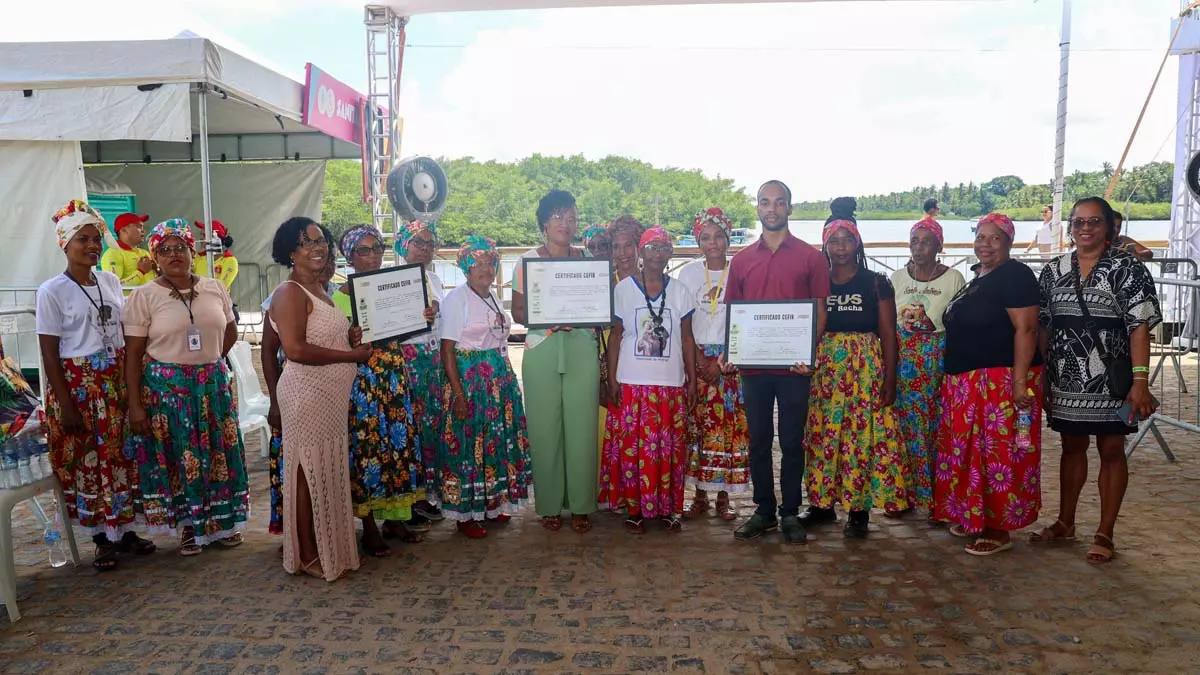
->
[1131, 366, 1150, 373]
[1132, 375, 1150, 381]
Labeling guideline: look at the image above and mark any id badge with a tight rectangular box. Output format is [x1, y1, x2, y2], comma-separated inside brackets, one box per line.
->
[187, 326, 202, 352]
[102, 336, 116, 359]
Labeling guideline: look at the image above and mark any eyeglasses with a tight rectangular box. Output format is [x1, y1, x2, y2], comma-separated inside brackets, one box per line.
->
[352, 244, 385, 256]
[408, 238, 436, 251]
[643, 244, 672, 254]
[1070, 217, 1105, 230]
[587, 240, 612, 254]
[298, 235, 327, 249]
[156, 245, 191, 257]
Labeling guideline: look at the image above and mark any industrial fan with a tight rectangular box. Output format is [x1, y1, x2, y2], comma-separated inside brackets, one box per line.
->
[387, 156, 448, 221]
[1187, 151, 1200, 201]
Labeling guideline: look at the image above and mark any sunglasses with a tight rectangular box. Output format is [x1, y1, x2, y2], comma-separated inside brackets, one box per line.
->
[156, 245, 191, 257]
[1070, 217, 1105, 230]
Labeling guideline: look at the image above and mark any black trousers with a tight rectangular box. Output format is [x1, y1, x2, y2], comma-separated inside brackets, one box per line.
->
[740, 373, 811, 519]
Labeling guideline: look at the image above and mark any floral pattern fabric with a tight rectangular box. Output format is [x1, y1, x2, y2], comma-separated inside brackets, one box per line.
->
[686, 344, 749, 492]
[438, 348, 531, 521]
[267, 348, 285, 535]
[133, 360, 250, 545]
[804, 332, 909, 512]
[933, 366, 1043, 534]
[599, 384, 688, 518]
[44, 350, 143, 539]
[348, 338, 424, 521]
[401, 342, 445, 495]
[894, 330, 946, 509]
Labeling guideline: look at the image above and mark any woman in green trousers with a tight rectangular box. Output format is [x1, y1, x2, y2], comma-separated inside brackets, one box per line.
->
[511, 190, 601, 533]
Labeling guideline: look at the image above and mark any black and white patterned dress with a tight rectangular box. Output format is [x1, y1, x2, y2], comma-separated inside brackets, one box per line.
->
[1038, 249, 1161, 435]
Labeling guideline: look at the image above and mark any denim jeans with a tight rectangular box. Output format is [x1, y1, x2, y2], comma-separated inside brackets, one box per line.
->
[740, 373, 811, 519]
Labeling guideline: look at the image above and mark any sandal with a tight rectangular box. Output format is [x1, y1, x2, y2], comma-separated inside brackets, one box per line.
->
[382, 522, 425, 543]
[214, 532, 244, 548]
[179, 527, 201, 557]
[457, 521, 488, 539]
[487, 513, 512, 525]
[1029, 519, 1076, 544]
[884, 507, 912, 519]
[682, 493, 709, 518]
[92, 544, 119, 571]
[624, 516, 645, 534]
[965, 537, 1013, 556]
[948, 524, 972, 538]
[715, 494, 737, 521]
[405, 513, 432, 533]
[361, 536, 392, 558]
[542, 516, 563, 532]
[117, 532, 157, 555]
[662, 516, 683, 533]
[570, 515, 592, 534]
[1087, 533, 1116, 564]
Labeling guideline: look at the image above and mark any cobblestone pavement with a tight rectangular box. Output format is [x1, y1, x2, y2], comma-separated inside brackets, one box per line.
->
[1, 351, 1198, 674]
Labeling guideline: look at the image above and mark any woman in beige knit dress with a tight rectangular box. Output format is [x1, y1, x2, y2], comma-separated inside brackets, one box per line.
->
[269, 218, 371, 581]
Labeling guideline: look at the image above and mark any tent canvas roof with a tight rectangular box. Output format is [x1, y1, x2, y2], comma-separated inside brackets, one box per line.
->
[377, 0, 923, 15]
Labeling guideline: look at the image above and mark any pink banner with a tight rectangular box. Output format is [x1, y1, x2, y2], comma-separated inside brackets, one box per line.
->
[302, 63, 365, 146]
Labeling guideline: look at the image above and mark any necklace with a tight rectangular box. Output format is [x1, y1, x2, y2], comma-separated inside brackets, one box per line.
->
[907, 262, 941, 283]
[640, 270, 669, 341]
[704, 261, 727, 316]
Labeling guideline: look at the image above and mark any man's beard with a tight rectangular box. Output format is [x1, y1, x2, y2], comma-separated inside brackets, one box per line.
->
[761, 219, 788, 232]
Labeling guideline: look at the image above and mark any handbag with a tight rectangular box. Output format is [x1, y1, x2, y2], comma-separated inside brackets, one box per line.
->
[1071, 261, 1132, 400]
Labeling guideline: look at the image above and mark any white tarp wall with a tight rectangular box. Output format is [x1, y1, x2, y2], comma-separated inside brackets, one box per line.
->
[85, 162, 327, 310]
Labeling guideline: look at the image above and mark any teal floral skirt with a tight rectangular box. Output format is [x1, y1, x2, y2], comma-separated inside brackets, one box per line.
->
[401, 342, 445, 494]
[438, 348, 531, 522]
[134, 360, 250, 545]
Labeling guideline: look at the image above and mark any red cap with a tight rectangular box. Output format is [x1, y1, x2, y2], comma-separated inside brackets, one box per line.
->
[113, 213, 149, 233]
[194, 220, 228, 238]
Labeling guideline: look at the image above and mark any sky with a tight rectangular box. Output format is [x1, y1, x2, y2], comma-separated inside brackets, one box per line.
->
[1, 0, 1186, 201]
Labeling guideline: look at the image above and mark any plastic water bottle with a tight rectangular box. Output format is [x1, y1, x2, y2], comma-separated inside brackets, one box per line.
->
[38, 441, 53, 480]
[43, 498, 69, 568]
[16, 439, 33, 486]
[0, 443, 16, 488]
[1016, 388, 1035, 452]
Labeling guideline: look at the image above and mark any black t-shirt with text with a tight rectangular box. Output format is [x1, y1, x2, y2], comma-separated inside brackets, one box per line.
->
[943, 258, 1044, 375]
[826, 268, 894, 334]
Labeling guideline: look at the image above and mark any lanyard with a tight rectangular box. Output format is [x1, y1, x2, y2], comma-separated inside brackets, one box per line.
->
[704, 263, 727, 316]
[640, 272, 667, 323]
[63, 272, 109, 333]
[162, 275, 197, 325]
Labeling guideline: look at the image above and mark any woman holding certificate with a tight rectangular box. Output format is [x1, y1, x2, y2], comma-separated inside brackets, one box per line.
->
[600, 226, 698, 534]
[440, 236, 532, 538]
[934, 213, 1043, 556]
[333, 225, 426, 556]
[511, 191, 601, 534]
[676, 208, 749, 520]
[801, 213, 909, 538]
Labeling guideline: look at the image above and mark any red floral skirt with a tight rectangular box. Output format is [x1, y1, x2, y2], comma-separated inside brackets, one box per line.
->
[598, 384, 687, 519]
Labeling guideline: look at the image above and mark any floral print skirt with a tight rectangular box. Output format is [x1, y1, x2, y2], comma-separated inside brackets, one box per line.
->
[44, 350, 142, 539]
[438, 348, 531, 522]
[804, 332, 909, 513]
[686, 344, 750, 493]
[895, 330, 946, 509]
[933, 366, 1043, 534]
[401, 342, 445, 493]
[599, 384, 687, 519]
[349, 340, 424, 521]
[133, 360, 250, 546]
[268, 349, 285, 534]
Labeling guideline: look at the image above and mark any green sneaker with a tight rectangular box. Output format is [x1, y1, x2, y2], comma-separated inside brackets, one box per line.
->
[780, 515, 808, 544]
[734, 513, 779, 541]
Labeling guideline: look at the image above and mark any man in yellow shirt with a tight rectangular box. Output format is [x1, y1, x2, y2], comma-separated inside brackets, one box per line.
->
[99, 213, 155, 291]
[192, 219, 239, 290]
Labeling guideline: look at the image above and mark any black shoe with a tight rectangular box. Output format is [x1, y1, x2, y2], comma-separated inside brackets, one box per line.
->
[843, 512, 869, 539]
[734, 513, 779, 540]
[405, 513, 432, 533]
[798, 507, 837, 527]
[413, 501, 444, 522]
[780, 515, 808, 544]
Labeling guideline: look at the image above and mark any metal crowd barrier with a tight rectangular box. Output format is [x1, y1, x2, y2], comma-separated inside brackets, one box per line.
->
[1128, 276, 1200, 461]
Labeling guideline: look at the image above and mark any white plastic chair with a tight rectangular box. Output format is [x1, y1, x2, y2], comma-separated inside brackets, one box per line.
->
[227, 341, 271, 457]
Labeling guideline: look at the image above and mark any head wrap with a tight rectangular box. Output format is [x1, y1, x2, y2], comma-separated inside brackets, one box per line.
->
[976, 213, 1015, 242]
[457, 234, 499, 275]
[692, 207, 733, 240]
[608, 215, 645, 244]
[911, 216, 944, 245]
[821, 219, 862, 247]
[52, 200, 105, 250]
[395, 220, 440, 258]
[339, 224, 384, 258]
[581, 223, 609, 245]
[639, 226, 672, 250]
[147, 219, 195, 256]
[193, 220, 228, 239]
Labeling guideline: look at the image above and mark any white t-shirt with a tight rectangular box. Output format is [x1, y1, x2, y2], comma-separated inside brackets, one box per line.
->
[441, 285, 510, 353]
[674, 258, 729, 346]
[36, 271, 126, 358]
[402, 268, 445, 347]
[614, 275, 695, 387]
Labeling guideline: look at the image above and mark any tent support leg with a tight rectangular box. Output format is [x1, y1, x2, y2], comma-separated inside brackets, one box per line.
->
[198, 85, 215, 278]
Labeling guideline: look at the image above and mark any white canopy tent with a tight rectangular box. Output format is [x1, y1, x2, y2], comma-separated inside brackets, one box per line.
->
[373, 0, 942, 12]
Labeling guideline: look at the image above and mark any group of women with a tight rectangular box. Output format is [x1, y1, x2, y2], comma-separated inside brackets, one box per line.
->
[37, 190, 1159, 578]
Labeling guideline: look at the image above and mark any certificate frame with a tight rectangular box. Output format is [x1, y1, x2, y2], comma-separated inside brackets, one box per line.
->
[348, 262, 432, 344]
[520, 257, 615, 329]
[724, 300, 819, 369]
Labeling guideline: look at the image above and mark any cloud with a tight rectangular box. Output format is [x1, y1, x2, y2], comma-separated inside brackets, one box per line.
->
[396, 0, 1182, 199]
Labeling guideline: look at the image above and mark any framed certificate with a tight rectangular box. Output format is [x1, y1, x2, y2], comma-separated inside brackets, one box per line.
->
[521, 257, 614, 329]
[348, 263, 431, 343]
[724, 300, 818, 369]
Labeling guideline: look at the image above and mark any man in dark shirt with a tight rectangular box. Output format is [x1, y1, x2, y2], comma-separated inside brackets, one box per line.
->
[724, 180, 830, 544]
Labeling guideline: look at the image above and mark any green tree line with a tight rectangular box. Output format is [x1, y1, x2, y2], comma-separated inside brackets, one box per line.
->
[794, 161, 1172, 221]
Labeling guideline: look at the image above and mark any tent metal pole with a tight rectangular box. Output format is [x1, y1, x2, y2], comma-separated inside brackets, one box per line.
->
[1050, 0, 1072, 245]
[198, 85, 215, 278]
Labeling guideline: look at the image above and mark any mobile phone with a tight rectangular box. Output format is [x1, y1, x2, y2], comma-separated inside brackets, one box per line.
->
[1117, 395, 1159, 424]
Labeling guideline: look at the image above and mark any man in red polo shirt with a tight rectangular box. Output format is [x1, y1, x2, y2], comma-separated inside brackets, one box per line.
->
[725, 180, 829, 544]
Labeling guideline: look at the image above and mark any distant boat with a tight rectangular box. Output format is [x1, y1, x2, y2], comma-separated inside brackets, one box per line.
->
[676, 234, 697, 247]
[730, 228, 756, 246]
